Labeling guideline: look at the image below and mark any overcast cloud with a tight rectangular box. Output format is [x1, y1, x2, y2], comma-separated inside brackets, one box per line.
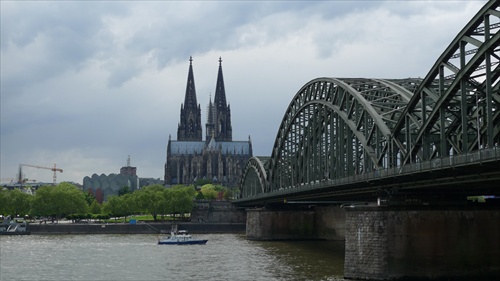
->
[1, 1, 486, 184]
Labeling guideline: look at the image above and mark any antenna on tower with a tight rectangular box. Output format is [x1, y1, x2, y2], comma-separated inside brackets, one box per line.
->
[127, 155, 131, 167]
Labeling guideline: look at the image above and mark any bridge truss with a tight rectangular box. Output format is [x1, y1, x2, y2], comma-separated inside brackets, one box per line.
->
[239, 0, 500, 203]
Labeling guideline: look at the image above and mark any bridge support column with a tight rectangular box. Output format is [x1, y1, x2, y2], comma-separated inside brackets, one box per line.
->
[314, 206, 346, 240]
[344, 206, 500, 280]
[245, 206, 346, 240]
[246, 208, 315, 240]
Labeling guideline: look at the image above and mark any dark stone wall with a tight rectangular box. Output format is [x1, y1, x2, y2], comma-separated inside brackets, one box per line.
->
[246, 208, 316, 240]
[344, 208, 388, 280]
[314, 206, 346, 240]
[344, 206, 500, 280]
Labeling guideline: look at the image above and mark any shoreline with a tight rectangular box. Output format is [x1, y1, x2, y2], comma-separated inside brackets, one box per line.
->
[27, 222, 246, 235]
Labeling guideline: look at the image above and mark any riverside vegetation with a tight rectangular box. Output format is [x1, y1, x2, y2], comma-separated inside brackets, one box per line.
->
[0, 181, 236, 223]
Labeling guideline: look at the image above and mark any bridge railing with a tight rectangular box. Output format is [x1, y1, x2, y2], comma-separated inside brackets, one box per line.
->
[239, 146, 500, 201]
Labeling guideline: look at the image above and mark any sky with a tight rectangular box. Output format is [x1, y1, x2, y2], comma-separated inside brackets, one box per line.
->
[1, 0, 487, 185]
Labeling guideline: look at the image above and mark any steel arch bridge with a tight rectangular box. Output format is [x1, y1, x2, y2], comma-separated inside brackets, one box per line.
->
[237, 0, 500, 206]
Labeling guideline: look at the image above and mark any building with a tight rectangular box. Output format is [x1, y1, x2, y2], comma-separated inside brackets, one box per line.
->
[165, 57, 252, 187]
[83, 156, 162, 203]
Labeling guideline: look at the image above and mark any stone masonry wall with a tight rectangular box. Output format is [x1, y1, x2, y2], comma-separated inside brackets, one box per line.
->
[344, 206, 500, 280]
[246, 209, 315, 240]
[385, 207, 500, 280]
[344, 207, 388, 280]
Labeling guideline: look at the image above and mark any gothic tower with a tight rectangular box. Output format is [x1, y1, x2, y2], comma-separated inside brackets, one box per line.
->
[206, 96, 215, 141]
[177, 57, 202, 141]
[211, 57, 232, 141]
[166, 57, 252, 187]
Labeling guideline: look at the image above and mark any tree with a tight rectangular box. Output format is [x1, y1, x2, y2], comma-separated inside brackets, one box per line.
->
[31, 183, 88, 220]
[102, 194, 136, 222]
[0, 189, 8, 215]
[194, 179, 212, 187]
[118, 186, 131, 196]
[89, 199, 101, 214]
[8, 189, 32, 217]
[135, 184, 166, 222]
[54, 182, 89, 218]
[224, 189, 234, 200]
[167, 188, 193, 219]
[174, 185, 196, 198]
[84, 191, 96, 206]
[30, 186, 57, 219]
[200, 184, 218, 200]
[0, 189, 31, 217]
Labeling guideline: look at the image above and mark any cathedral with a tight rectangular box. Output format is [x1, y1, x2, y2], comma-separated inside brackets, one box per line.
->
[164, 57, 253, 187]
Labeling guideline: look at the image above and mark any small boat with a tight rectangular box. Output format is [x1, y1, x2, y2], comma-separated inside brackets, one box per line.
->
[0, 216, 30, 235]
[158, 229, 208, 245]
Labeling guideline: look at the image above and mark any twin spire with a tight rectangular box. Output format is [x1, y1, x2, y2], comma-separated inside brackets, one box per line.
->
[183, 56, 198, 111]
[177, 57, 232, 142]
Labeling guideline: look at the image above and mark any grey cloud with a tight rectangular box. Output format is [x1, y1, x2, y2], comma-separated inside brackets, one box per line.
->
[1, 1, 381, 93]
[1, 1, 130, 92]
[123, 1, 376, 71]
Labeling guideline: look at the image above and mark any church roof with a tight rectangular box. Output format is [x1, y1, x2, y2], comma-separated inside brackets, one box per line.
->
[169, 140, 251, 155]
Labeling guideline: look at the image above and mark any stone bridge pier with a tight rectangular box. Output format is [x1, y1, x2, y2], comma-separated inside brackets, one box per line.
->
[245, 206, 345, 240]
[245, 204, 500, 280]
[344, 205, 500, 280]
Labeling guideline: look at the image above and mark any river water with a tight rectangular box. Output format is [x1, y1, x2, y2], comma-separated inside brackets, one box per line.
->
[1, 234, 345, 281]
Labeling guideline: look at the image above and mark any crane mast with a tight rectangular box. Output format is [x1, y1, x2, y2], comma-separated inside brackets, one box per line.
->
[19, 163, 63, 185]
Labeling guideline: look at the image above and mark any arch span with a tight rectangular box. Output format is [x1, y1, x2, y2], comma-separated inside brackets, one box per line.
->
[239, 0, 500, 200]
[266, 78, 419, 192]
[239, 156, 270, 198]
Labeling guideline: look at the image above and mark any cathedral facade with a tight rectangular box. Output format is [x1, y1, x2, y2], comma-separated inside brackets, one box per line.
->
[164, 57, 252, 187]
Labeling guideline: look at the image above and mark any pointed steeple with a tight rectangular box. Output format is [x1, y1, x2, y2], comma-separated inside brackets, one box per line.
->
[184, 56, 198, 109]
[214, 57, 227, 111]
[177, 56, 202, 141]
[212, 57, 232, 141]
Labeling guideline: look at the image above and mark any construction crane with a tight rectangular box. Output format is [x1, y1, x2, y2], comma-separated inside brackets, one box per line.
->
[19, 164, 63, 186]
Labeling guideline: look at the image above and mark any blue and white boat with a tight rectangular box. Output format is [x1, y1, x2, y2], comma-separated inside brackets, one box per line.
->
[158, 229, 208, 245]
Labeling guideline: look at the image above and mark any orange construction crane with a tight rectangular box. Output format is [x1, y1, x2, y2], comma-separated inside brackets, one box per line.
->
[19, 164, 63, 185]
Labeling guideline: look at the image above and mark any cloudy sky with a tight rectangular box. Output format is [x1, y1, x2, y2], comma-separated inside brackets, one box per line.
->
[1, 0, 486, 185]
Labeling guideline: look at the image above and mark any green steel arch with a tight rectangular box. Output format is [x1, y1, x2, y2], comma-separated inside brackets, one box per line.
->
[239, 156, 270, 198]
[240, 0, 500, 198]
[266, 78, 419, 192]
[392, 0, 500, 163]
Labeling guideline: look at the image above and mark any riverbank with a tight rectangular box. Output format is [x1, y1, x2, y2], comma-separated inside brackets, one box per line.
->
[28, 222, 245, 234]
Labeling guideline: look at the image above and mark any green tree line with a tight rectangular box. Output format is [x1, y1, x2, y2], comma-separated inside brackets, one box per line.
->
[0, 182, 232, 222]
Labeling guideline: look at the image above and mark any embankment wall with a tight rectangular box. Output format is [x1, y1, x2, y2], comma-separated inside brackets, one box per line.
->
[28, 222, 245, 234]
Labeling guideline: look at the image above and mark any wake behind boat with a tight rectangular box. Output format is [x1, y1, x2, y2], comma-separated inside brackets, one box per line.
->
[158, 226, 208, 245]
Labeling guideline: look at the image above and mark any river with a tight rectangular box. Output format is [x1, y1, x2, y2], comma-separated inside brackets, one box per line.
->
[1, 234, 345, 281]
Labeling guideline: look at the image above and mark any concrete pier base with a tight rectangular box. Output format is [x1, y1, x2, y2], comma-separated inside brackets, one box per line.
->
[344, 206, 500, 280]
